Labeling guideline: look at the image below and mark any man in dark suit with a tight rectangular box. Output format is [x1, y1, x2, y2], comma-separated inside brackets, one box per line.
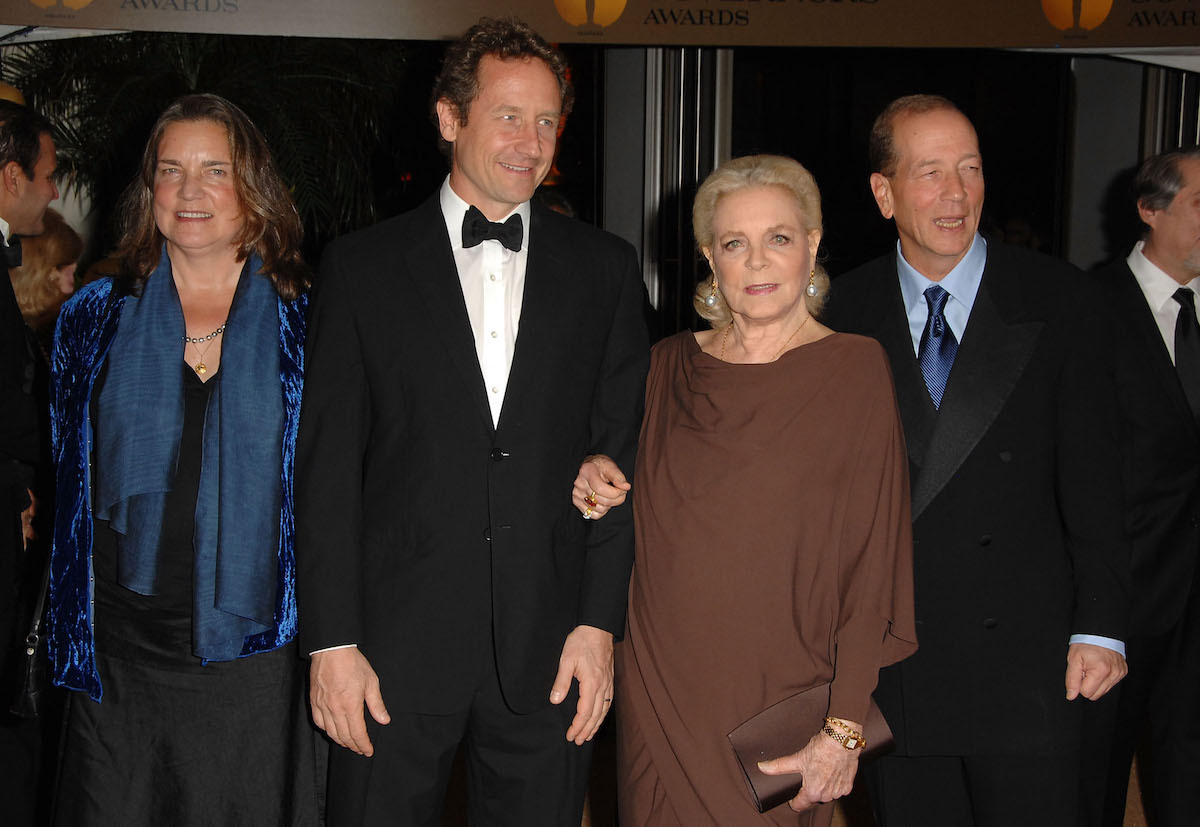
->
[1081, 147, 1200, 827]
[0, 99, 59, 826]
[295, 17, 648, 826]
[823, 94, 1129, 826]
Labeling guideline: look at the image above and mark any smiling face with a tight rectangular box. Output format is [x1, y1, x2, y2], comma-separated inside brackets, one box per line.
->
[1140, 157, 1200, 285]
[437, 54, 562, 220]
[703, 185, 820, 327]
[870, 108, 984, 281]
[152, 119, 244, 260]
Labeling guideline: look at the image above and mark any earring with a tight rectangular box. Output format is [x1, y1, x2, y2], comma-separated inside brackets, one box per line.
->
[704, 276, 719, 308]
[805, 269, 819, 297]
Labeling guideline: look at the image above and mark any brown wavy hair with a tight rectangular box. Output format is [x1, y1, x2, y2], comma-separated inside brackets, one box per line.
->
[430, 16, 574, 158]
[114, 93, 310, 300]
[9, 208, 82, 334]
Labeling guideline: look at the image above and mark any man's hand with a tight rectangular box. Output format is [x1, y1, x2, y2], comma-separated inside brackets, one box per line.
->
[572, 454, 630, 521]
[550, 624, 614, 745]
[310, 647, 390, 756]
[758, 725, 862, 812]
[1065, 642, 1128, 701]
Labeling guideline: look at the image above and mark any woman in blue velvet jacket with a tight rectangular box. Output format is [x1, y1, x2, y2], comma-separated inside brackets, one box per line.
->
[47, 94, 319, 825]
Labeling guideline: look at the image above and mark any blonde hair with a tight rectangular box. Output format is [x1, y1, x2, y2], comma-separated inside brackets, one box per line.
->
[691, 154, 829, 327]
[9, 208, 82, 333]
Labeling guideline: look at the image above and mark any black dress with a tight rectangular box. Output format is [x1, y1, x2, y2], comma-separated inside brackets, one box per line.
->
[54, 364, 321, 826]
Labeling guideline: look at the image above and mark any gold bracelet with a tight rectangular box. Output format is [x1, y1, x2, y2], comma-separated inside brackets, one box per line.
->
[822, 717, 865, 750]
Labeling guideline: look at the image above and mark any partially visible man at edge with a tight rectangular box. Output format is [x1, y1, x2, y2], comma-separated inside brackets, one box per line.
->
[0, 98, 60, 827]
[1082, 147, 1200, 827]
[294, 16, 648, 826]
[822, 94, 1129, 826]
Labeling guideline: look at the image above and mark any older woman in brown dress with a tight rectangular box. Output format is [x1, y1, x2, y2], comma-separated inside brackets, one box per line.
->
[612, 155, 918, 825]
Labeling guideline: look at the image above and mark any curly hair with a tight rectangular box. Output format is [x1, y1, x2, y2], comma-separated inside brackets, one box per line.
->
[113, 93, 310, 300]
[9, 208, 82, 334]
[691, 154, 828, 327]
[429, 16, 574, 158]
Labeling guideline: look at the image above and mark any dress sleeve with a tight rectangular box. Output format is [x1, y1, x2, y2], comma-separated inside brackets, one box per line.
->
[827, 347, 918, 725]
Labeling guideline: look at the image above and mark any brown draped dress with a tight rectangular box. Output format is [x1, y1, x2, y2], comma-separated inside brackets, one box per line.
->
[616, 330, 918, 826]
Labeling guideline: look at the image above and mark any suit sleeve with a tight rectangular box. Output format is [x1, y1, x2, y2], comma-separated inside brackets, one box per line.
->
[294, 243, 371, 655]
[576, 241, 650, 638]
[1056, 289, 1129, 641]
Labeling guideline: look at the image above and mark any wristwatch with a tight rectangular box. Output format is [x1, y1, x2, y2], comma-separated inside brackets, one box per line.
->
[822, 719, 865, 750]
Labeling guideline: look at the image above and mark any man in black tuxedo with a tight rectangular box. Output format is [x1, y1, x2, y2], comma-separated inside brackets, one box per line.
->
[1081, 148, 1200, 827]
[0, 99, 59, 826]
[823, 94, 1129, 826]
[295, 17, 648, 826]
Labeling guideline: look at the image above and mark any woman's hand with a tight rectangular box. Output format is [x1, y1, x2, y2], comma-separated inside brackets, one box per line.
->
[572, 454, 631, 521]
[757, 724, 862, 812]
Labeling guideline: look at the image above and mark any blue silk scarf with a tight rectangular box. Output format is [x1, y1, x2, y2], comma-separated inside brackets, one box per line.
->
[94, 247, 284, 661]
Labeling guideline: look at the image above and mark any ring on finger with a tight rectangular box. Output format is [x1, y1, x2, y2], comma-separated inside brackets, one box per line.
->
[583, 507, 593, 519]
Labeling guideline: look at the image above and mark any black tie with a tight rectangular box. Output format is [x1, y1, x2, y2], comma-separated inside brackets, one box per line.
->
[462, 206, 523, 252]
[1173, 288, 1200, 421]
[4, 236, 21, 268]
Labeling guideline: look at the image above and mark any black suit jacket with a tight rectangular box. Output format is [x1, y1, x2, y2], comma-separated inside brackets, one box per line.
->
[824, 241, 1128, 756]
[295, 194, 649, 715]
[1093, 258, 1200, 638]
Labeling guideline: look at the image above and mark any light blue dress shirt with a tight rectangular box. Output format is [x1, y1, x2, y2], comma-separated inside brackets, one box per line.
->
[894, 234, 1124, 657]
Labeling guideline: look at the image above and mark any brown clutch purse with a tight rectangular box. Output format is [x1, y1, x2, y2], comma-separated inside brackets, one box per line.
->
[727, 684, 894, 813]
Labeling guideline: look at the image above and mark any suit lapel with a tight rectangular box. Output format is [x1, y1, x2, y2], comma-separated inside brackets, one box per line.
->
[499, 205, 569, 431]
[911, 263, 1042, 520]
[1112, 262, 1196, 429]
[857, 255, 936, 468]
[403, 196, 495, 434]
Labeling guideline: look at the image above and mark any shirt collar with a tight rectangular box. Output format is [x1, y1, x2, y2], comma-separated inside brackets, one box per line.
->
[896, 233, 987, 315]
[1128, 240, 1200, 311]
[439, 176, 530, 253]
[0, 216, 11, 246]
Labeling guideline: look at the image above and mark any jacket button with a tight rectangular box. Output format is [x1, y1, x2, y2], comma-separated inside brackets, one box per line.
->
[979, 535, 992, 546]
[999, 450, 1012, 462]
[483, 529, 491, 541]
[490, 448, 509, 462]
[982, 617, 998, 629]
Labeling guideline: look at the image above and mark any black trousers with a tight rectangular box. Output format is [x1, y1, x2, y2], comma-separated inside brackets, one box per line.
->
[326, 653, 593, 827]
[1080, 593, 1200, 827]
[865, 751, 1080, 827]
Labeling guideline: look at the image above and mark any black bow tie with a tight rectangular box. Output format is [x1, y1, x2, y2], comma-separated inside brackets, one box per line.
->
[4, 236, 21, 268]
[462, 206, 523, 252]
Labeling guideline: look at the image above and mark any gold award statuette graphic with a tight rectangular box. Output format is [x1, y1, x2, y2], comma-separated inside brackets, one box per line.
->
[29, 0, 94, 8]
[1042, 0, 1113, 32]
[554, 0, 628, 28]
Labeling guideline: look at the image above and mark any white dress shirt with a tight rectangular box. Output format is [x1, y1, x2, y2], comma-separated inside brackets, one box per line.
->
[1128, 240, 1200, 363]
[439, 178, 531, 427]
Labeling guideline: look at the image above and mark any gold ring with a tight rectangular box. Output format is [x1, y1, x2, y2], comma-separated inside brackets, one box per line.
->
[584, 507, 593, 518]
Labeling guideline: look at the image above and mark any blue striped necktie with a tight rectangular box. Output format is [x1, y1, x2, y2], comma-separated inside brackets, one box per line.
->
[918, 284, 958, 409]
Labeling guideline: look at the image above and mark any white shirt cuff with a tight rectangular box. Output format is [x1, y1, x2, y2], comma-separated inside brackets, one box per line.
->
[309, 643, 358, 656]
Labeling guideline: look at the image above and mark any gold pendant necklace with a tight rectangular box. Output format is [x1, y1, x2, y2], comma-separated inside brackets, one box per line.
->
[183, 322, 226, 376]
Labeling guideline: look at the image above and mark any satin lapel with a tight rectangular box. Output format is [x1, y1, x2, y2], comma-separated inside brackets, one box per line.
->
[911, 273, 1042, 521]
[855, 255, 936, 469]
[1112, 263, 1196, 430]
[402, 198, 494, 434]
[499, 206, 569, 431]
